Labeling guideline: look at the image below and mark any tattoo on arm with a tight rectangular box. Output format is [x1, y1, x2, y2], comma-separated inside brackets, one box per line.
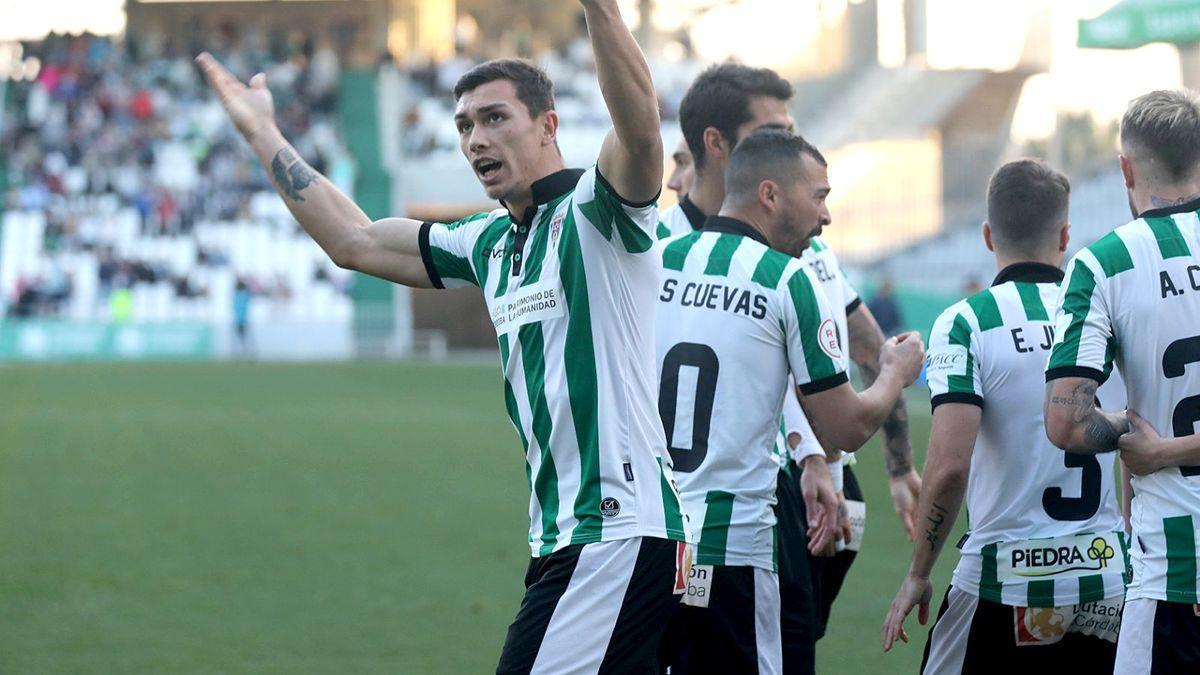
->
[849, 308, 913, 478]
[923, 502, 948, 552]
[270, 148, 318, 202]
[1048, 380, 1126, 452]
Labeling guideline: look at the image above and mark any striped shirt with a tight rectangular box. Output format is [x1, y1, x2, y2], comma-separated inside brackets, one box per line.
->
[655, 216, 848, 571]
[657, 194, 705, 240]
[419, 167, 689, 557]
[1048, 198, 1200, 604]
[929, 263, 1125, 607]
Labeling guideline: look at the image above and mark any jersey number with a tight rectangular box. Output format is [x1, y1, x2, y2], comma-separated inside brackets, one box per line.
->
[1163, 336, 1200, 477]
[658, 343, 719, 473]
[1042, 453, 1102, 521]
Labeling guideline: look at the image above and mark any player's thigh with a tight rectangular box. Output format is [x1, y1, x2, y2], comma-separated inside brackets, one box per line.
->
[773, 469, 817, 673]
[921, 586, 981, 675]
[670, 565, 781, 675]
[1116, 598, 1200, 675]
[496, 537, 676, 675]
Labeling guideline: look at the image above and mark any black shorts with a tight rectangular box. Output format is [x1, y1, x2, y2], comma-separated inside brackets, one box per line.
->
[1115, 598, 1200, 673]
[497, 536, 679, 675]
[659, 564, 782, 674]
[796, 463, 864, 641]
[921, 586, 1117, 674]
[773, 466, 818, 674]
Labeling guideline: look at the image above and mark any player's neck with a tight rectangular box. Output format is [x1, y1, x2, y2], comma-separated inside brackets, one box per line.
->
[1135, 179, 1200, 215]
[717, 208, 772, 245]
[505, 158, 569, 217]
[689, 170, 725, 217]
[994, 253, 1062, 275]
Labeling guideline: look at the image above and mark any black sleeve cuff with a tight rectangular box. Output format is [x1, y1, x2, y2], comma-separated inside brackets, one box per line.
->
[596, 168, 660, 208]
[931, 392, 984, 413]
[798, 371, 850, 396]
[845, 297, 863, 315]
[1045, 366, 1107, 384]
[418, 221, 445, 290]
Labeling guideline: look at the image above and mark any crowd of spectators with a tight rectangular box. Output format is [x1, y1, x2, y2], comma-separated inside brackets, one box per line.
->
[1, 27, 353, 318]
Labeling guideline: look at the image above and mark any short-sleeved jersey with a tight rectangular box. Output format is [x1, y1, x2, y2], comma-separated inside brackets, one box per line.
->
[419, 167, 689, 557]
[657, 194, 706, 240]
[1047, 200, 1200, 604]
[928, 264, 1126, 607]
[655, 216, 849, 571]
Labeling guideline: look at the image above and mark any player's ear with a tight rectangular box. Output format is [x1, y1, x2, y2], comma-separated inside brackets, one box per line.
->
[1059, 222, 1071, 252]
[982, 222, 994, 253]
[703, 127, 728, 164]
[1119, 154, 1135, 190]
[759, 179, 778, 211]
[541, 110, 559, 146]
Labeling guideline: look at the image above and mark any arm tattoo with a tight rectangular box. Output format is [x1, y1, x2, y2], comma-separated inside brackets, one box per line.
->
[270, 147, 318, 202]
[848, 308, 913, 477]
[1047, 380, 1126, 452]
[923, 502, 948, 552]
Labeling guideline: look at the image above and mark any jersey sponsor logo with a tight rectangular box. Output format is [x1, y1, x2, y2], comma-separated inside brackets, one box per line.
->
[489, 277, 565, 335]
[681, 564, 713, 608]
[998, 532, 1119, 581]
[658, 279, 768, 319]
[479, 246, 505, 260]
[925, 346, 967, 373]
[818, 319, 842, 360]
[599, 497, 621, 518]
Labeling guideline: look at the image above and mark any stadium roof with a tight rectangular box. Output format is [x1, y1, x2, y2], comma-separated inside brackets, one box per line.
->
[1078, 0, 1200, 49]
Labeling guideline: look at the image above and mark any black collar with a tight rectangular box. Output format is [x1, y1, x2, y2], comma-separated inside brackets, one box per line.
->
[501, 168, 585, 219]
[991, 262, 1064, 286]
[1138, 194, 1200, 220]
[701, 215, 771, 247]
[679, 194, 706, 231]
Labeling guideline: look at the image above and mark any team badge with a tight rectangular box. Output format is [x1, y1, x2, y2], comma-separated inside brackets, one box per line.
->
[550, 212, 564, 247]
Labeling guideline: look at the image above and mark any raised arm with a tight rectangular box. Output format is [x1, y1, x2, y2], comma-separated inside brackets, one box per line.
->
[1043, 377, 1128, 453]
[882, 403, 981, 652]
[847, 301, 921, 539]
[799, 332, 925, 453]
[581, 0, 664, 203]
[195, 53, 432, 288]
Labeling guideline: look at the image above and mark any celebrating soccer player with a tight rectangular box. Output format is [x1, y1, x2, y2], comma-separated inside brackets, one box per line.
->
[883, 159, 1127, 671]
[660, 62, 921, 672]
[195, 1, 691, 671]
[656, 128, 924, 674]
[1044, 90, 1200, 673]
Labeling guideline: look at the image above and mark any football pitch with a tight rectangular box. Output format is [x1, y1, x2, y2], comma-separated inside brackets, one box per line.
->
[0, 361, 959, 673]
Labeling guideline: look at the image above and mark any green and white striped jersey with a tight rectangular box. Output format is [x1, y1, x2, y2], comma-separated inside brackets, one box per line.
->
[929, 263, 1125, 607]
[655, 216, 848, 571]
[657, 195, 705, 240]
[1048, 199, 1200, 604]
[419, 167, 689, 557]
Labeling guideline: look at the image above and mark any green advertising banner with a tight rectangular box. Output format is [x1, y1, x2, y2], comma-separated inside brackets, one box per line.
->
[1079, 0, 1200, 49]
[0, 322, 213, 361]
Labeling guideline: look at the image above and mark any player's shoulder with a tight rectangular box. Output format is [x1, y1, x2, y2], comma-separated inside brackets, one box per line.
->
[1074, 211, 1199, 279]
[746, 242, 808, 293]
[444, 209, 506, 230]
[931, 286, 1007, 337]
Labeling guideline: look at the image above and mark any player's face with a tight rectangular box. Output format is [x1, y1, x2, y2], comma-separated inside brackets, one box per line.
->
[734, 96, 794, 145]
[778, 155, 831, 256]
[455, 79, 554, 202]
[667, 138, 694, 197]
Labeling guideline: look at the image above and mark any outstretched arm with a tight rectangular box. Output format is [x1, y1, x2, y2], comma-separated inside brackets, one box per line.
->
[195, 53, 432, 287]
[846, 302, 920, 539]
[581, 0, 664, 203]
[882, 403, 980, 652]
[1044, 377, 1128, 453]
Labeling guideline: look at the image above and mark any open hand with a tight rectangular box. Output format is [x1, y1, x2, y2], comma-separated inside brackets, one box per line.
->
[882, 575, 932, 652]
[195, 52, 276, 141]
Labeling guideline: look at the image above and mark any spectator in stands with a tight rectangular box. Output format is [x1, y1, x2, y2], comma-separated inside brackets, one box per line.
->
[233, 279, 252, 356]
[868, 278, 904, 336]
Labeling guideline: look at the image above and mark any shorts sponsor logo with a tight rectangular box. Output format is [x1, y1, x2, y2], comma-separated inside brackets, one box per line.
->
[998, 533, 1119, 581]
[818, 319, 842, 360]
[844, 499, 866, 552]
[1070, 598, 1123, 644]
[681, 564, 713, 608]
[1014, 606, 1068, 646]
[599, 497, 621, 518]
[673, 542, 694, 595]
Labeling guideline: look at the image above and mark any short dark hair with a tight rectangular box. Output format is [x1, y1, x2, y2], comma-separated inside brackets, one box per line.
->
[1121, 89, 1200, 183]
[986, 159, 1070, 255]
[725, 128, 826, 205]
[453, 58, 555, 117]
[679, 63, 794, 173]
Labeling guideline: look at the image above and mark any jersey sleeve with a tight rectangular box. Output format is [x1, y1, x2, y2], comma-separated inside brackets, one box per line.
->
[574, 166, 660, 255]
[418, 213, 490, 289]
[1046, 253, 1114, 383]
[826, 246, 862, 314]
[782, 385, 824, 464]
[926, 304, 984, 410]
[781, 266, 850, 395]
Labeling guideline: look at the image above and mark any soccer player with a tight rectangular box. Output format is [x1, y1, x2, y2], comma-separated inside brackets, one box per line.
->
[196, 2, 689, 671]
[882, 159, 1127, 671]
[1044, 90, 1200, 673]
[668, 137, 695, 200]
[657, 128, 925, 674]
[661, 62, 921, 670]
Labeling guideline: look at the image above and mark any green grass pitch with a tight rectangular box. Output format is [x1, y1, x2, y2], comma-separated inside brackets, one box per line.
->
[0, 361, 959, 673]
